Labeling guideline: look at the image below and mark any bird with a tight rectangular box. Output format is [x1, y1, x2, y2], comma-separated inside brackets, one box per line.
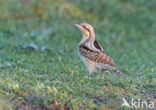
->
[74, 23, 126, 78]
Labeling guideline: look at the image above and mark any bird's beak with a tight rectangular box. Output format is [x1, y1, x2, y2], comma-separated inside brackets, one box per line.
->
[74, 24, 83, 31]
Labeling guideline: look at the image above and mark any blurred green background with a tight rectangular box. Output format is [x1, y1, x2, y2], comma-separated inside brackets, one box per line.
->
[0, 0, 155, 109]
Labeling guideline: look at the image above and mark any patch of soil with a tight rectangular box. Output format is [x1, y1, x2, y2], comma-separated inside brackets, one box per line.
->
[15, 94, 70, 110]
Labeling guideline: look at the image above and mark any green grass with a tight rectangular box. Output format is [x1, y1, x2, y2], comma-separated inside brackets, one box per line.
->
[0, 0, 156, 109]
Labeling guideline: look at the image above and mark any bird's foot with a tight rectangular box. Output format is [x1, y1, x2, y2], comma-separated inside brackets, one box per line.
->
[88, 72, 93, 80]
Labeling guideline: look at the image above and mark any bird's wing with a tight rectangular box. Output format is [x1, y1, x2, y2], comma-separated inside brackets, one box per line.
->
[93, 39, 104, 51]
[79, 44, 115, 66]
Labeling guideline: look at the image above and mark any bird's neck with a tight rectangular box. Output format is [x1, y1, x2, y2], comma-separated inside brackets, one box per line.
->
[79, 36, 95, 46]
[80, 36, 88, 44]
[81, 34, 95, 42]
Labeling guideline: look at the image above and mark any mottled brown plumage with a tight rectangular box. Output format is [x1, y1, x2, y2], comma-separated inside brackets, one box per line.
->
[75, 23, 126, 77]
[79, 43, 115, 66]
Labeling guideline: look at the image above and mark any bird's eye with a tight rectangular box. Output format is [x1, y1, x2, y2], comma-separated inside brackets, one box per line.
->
[80, 25, 91, 36]
[82, 25, 90, 33]
[85, 27, 90, 34]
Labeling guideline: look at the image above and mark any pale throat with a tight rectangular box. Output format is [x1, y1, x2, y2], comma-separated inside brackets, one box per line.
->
[80, 34, 89, 43]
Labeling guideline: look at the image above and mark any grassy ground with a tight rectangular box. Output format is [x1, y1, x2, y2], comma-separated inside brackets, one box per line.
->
[0, 0, 156, 109]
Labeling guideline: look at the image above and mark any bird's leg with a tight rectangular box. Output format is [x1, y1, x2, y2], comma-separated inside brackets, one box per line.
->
[88, 71, 93, 80]
[100, 70, 105, 80]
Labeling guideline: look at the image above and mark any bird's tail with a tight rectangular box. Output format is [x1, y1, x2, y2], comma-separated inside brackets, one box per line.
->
[104, 64, 126, 76]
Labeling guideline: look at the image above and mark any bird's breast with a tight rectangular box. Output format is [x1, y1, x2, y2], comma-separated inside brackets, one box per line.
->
[78, 52, 100, 72]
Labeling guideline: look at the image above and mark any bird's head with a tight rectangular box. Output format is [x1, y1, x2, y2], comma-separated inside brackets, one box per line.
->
[74, 23, 95, 41]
